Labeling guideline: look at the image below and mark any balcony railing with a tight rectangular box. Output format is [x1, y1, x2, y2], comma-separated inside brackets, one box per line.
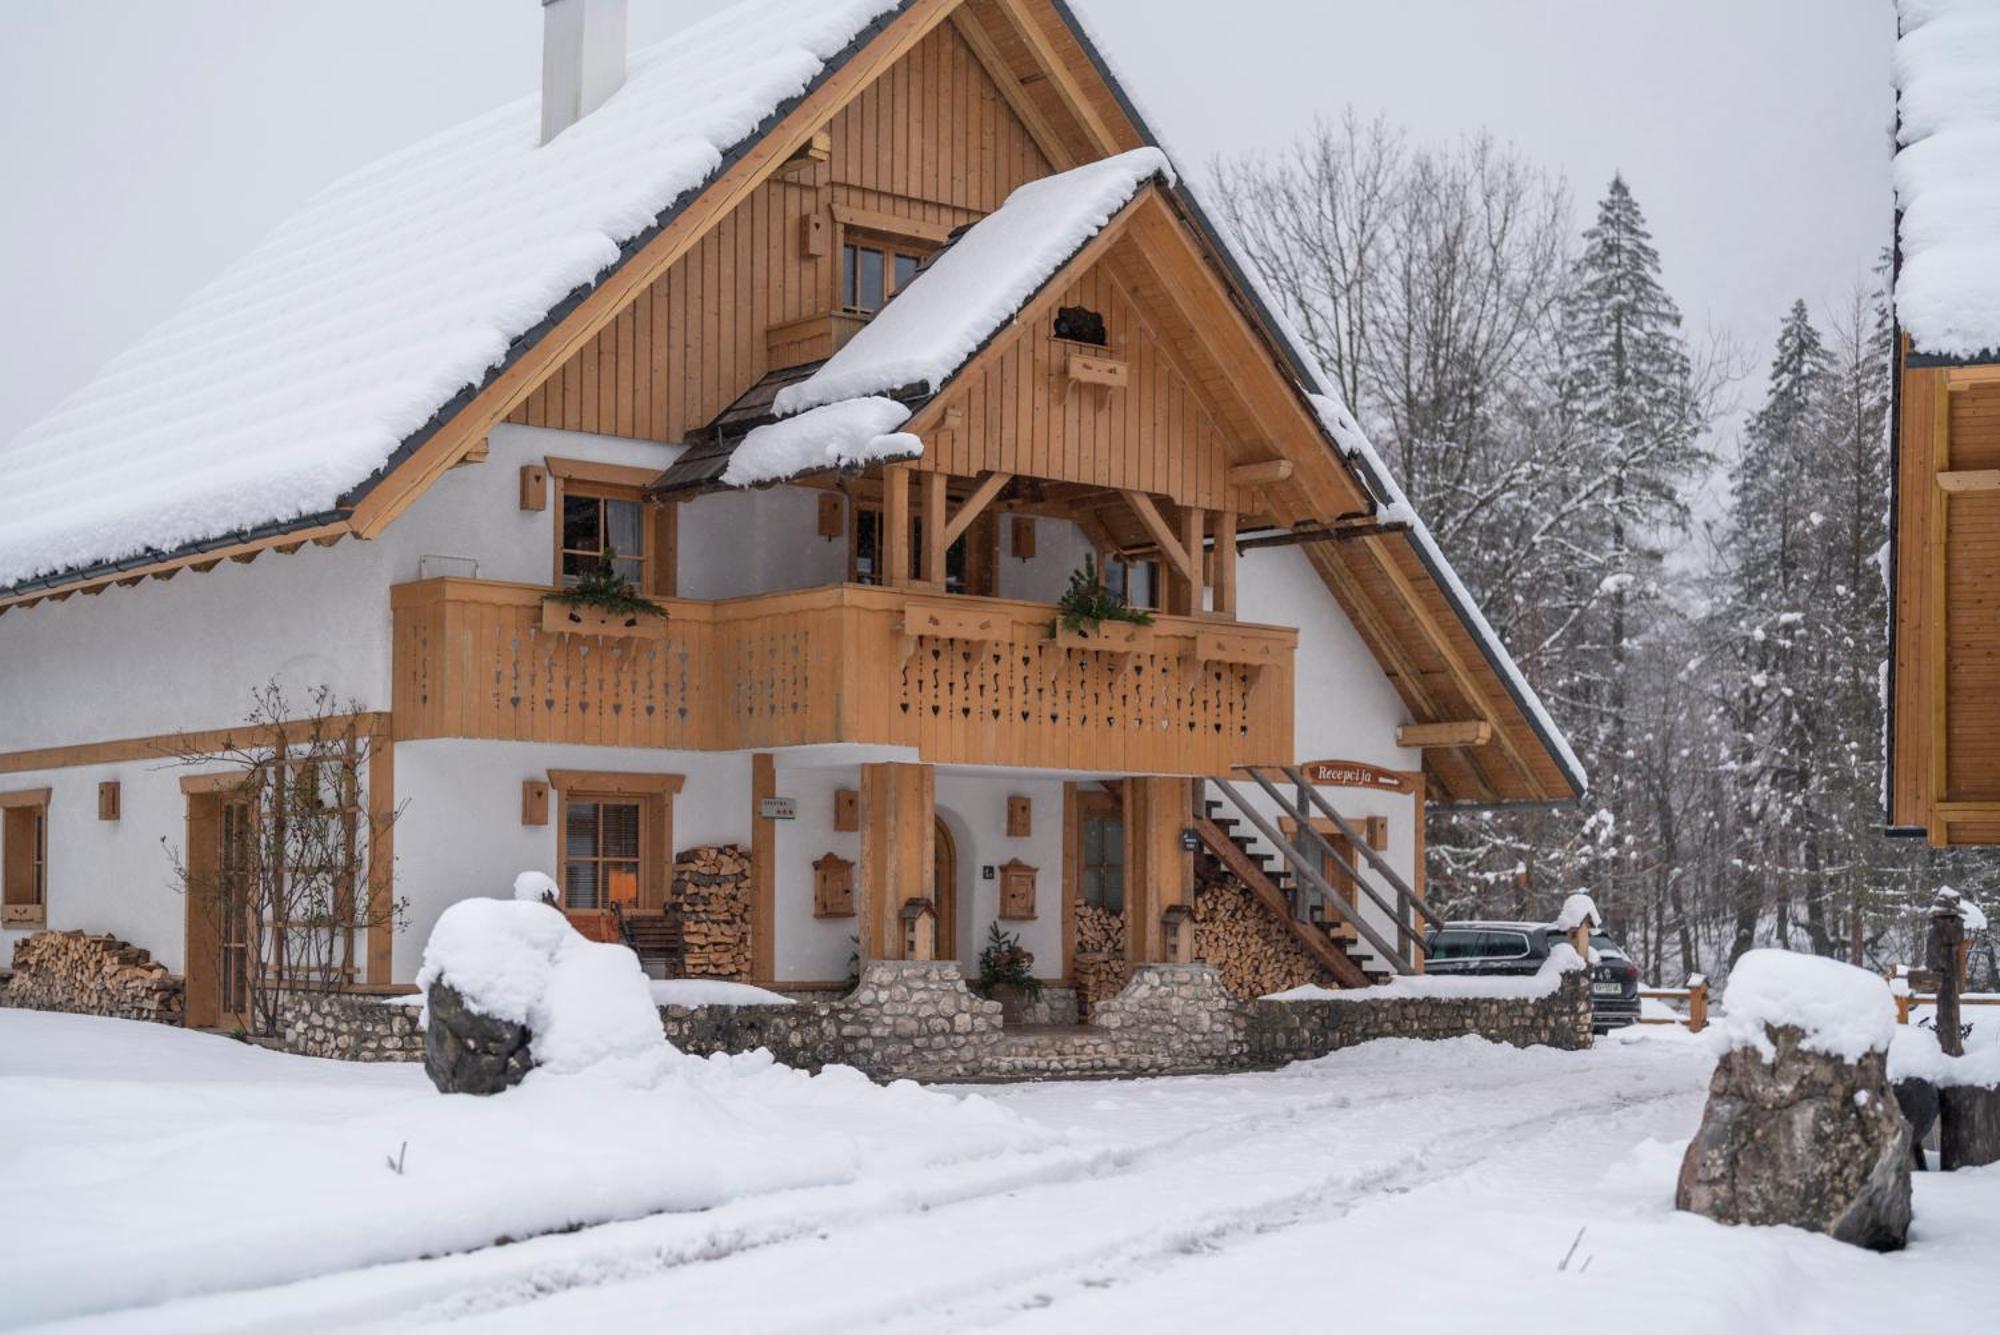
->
[391, 580, 1295, 774]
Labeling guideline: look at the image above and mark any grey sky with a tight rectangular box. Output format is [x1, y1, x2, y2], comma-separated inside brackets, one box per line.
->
[0, 0, 1893, 450]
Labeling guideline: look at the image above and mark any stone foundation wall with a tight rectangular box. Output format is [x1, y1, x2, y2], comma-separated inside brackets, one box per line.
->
[1191, 872, 1334, 1000]
[278, 991, 426, 1062]
[671, 845, 753, 979]
[0, 931, 184, 1025]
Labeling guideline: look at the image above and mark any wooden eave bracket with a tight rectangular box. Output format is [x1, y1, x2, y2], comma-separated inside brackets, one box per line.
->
[1397, 720, 1494, 749]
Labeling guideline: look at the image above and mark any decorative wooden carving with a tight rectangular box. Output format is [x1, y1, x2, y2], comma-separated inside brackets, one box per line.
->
[519, 464, 548, 511]
[97, 781, 121, 822]
[521, 780, 550, 826]
[817, 493, 845, 539]
[813, 852, 855, 918]
[998, 859, 1037, 921]
[538, 601, 670, 640]
[1011, 515, 1036, 560]
[1006, 794, 1032, 838]
[833, 787, 860, 833]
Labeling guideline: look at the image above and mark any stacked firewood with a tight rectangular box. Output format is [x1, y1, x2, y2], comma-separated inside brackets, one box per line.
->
[1191, 870, 1335, 1000]
[670, 845, 753, 979]
[1072, 902, 1132, 1018]
[2, 930, 185, 1025]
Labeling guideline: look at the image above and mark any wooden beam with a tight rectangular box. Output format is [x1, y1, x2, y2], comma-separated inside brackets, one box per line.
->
[883, 463, 912, 588]
[921, 469, 949, 587]
[344, 0, 963, 541]
[366, 733, 396, 986]
[1176, 504, 1205, 615]
[1122, 490, 1194, 583]
[1937, 469, 2000, 494]
[751, 753, 776, 982]
[991, 0, 1123, 157]
[950, 9, 1077, 170]
[0, 712, 394, 777]
[1228, 459, 1294, 488]
[942, 470, 1013, 549]
[1212, 508, 1238, 618]
[1233, 522, 1410, 553]
[1397, 720, 1495, 749]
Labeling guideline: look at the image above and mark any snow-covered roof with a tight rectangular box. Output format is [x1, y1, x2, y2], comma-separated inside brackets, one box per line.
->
[0, 0, 905, 591]
[1895, 0, 2000, 359]
[773, 149, 1173, 415]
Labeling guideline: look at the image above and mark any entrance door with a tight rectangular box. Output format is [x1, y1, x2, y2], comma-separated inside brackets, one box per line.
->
[932, 817, 958, 961]
[184, 789, 254, 1030]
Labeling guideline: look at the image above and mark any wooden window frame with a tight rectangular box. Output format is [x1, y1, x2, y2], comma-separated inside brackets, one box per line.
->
[1, 787, 50, 929]
[830, 208, 946, 318]
[1074, 790, 1125, 916]
[548, 770, 684, 917]
[546, 458, 678, 598]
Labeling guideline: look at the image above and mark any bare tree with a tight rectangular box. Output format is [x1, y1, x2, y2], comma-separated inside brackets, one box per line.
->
[164, 683, 406, 1036]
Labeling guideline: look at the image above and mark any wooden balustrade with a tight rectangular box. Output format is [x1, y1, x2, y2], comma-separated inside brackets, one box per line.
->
[391, 579, 1295, 773]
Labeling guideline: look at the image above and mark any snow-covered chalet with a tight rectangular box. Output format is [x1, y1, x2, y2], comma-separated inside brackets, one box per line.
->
[0, 0, 1583, 1031]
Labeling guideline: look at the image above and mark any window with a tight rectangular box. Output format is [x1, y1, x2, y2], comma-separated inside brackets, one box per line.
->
[547, 459, 676, 597]
[1101, 556, 1159, 611]
[2, 789, 50, 929]
[548, 771, 683, 916]
[1078, 793, 1124, 914]
[842, 241, 925, 314]
[848, 503, 996, 594]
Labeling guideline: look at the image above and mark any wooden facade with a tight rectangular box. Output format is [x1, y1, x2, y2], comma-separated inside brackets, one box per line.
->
[1890, 355, 2000, 844]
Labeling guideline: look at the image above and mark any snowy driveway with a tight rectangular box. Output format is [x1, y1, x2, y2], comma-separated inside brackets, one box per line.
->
[6, 1016, 1998, 1334]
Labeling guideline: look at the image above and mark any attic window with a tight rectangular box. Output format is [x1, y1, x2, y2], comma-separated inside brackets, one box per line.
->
[1053, 306, 1107, 347]
[842, 243, 924, 314]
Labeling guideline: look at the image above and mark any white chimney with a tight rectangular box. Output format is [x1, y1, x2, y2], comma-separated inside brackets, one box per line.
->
[541, 0, 628, 145]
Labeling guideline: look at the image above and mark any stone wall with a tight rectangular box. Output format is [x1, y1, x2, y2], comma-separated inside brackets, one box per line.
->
[1247, 968, 1598, 1066]
[278, 991, 426, 1062]
[671, 844, 753, 978]
[1191, 871, 1334, 1000]
[0, 930, 184, 1025]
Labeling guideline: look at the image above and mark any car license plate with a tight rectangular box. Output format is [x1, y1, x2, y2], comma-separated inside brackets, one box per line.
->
[1592, 981, 1623, 997]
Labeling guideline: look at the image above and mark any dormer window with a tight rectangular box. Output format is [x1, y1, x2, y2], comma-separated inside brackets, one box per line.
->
[842, 241, 924, 314]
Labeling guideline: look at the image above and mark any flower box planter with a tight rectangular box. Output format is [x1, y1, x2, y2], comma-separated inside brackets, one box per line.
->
[539, 601, 668, 640]
[1051, 620, 1155, 653]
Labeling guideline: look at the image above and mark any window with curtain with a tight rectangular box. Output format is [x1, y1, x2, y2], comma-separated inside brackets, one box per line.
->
[562, 797, 643, 911]
[560, 490, 647, 589]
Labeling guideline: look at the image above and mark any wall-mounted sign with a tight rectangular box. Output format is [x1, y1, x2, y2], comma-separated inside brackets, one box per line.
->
[1298, 760, 1415, 796]
[758, 796, 797, 821]
[1179, 827, 1202, 852]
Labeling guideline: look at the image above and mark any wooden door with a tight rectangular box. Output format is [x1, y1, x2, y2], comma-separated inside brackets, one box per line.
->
[184, 791, 253, 1030]
[933, 817, 957, 961]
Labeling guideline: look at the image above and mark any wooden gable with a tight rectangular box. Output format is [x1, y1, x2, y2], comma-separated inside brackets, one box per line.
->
[505, 18, 1053, 445]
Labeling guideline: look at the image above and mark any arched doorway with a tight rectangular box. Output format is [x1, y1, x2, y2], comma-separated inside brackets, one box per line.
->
[933, 817, 958, 961]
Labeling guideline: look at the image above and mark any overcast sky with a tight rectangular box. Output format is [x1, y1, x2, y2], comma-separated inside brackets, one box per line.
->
[0, 0, 1894, 454]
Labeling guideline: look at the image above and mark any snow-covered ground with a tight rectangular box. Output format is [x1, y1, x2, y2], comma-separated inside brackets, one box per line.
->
[4, 1014, 1998, 1334]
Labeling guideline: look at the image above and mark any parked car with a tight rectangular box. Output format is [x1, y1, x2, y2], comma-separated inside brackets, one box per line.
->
[1422, 920, 1641, 1032]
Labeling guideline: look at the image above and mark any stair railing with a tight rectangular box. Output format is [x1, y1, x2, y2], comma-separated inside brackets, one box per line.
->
[1209, 777, 1415, 975]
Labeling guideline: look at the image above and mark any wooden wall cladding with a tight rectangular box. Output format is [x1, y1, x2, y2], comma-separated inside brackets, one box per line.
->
[505, 22, 1050, 447]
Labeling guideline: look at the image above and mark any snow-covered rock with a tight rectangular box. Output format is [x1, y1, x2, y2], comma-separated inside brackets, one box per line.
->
[512, 870, 559, 904]
[1552, 892, 1601, 932]
[1718, 949, 1897, 1064]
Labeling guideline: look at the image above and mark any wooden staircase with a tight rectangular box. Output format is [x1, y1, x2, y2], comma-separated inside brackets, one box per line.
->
[612, 904, 687, 979]
[1192, 804, 1388, 990]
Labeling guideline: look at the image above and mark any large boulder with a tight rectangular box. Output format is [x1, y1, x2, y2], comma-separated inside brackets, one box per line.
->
[1676, 951, 1910, 1251]
[1940, 1084, 2000, 1170]
[424, 981, 534, 1094]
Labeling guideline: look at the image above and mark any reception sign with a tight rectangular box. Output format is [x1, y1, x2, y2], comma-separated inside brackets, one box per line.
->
[1298, 759, 1415, 795]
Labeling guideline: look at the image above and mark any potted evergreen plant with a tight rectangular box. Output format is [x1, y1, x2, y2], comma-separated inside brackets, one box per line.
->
[541, 546, 670, 638]
[1050, 554, 1154, 650]
[975, 923, 1043, 1024]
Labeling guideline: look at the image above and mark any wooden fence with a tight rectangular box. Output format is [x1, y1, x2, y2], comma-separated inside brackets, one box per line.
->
[1636, 975, 1710, 1033]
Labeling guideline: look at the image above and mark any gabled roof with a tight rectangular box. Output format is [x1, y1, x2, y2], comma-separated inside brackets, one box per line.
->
[0, 0, 909, 595]
[1895, 0, 2000, 363]
[0, 0, 1583, 804]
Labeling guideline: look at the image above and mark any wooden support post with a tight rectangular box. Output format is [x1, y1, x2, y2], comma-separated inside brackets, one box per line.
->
[751, 753, 776, 983]
[921, 470, 949, 587]
[1123, 777, 1190, 964]
[1211, 508, 1238, 618]
[860, 762, 934, 961]
[883, 464, 912, 589]
[1181, 505, 1205, 615]
[1687, 974, 1709, 1034]
[366, 733, 396, 986]
[1933, 894, 1966, 1057]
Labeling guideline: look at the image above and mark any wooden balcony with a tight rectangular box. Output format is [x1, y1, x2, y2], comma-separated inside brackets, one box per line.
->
[390, 579, 1295, 774]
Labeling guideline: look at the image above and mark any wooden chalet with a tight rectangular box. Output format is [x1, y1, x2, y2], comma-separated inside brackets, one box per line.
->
[0, 0, 1581, 1028]
[1888, 0, 2000, 846]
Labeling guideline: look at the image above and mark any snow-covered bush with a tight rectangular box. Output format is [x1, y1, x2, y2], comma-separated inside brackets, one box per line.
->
[1720, 949, 1896, 1063]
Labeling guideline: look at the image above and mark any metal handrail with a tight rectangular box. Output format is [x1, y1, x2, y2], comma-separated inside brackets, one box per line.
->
[1237, 767, 1430, 950]
[1270, 764, 1443, 929]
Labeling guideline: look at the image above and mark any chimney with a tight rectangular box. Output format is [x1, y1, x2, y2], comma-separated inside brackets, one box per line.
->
[540, 0, 627, 145]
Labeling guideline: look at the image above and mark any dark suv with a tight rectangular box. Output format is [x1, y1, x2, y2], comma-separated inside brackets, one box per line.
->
[1422, 921, 1641, 1032]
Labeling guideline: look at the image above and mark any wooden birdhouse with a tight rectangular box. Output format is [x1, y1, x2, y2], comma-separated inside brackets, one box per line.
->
[1161, 902, 1195, 965]
[900, 896, 937, 960]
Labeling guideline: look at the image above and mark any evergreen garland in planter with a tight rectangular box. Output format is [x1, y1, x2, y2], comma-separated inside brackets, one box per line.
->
[543, 547, 669, 626]
[1052, 554, 1154, 636]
